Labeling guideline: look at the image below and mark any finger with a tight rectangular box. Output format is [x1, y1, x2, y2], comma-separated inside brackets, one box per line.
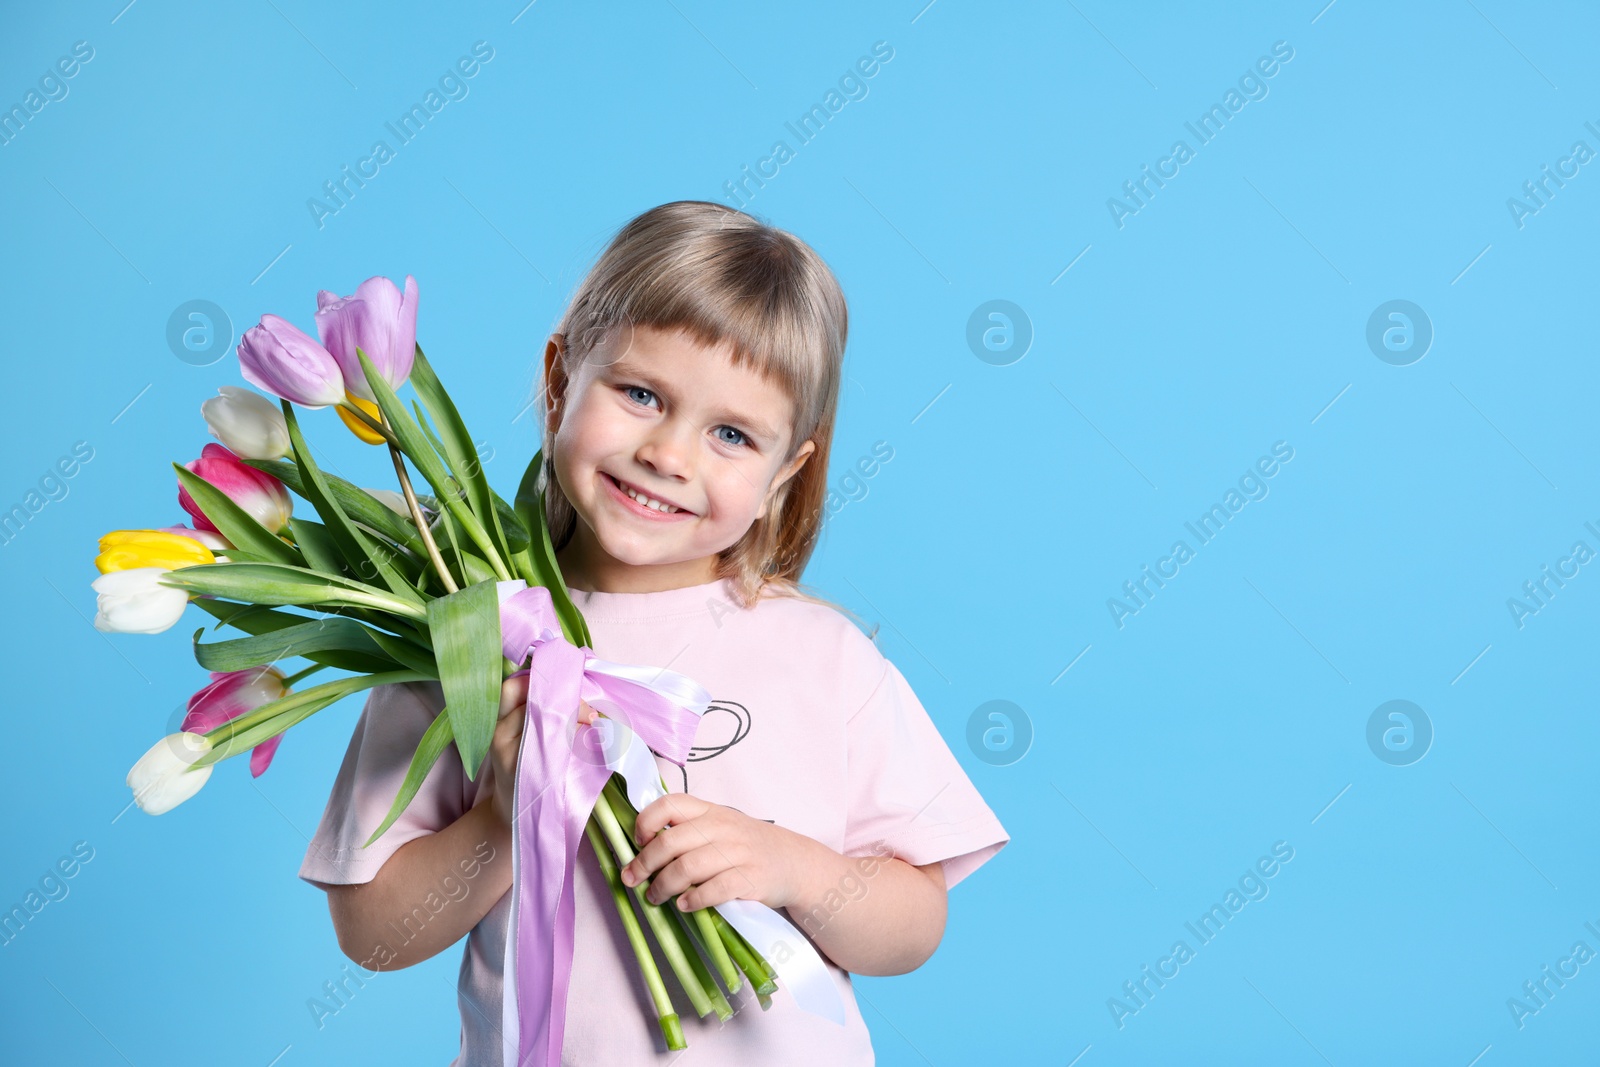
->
[499, 672, 529, 720]
[492, 721, 522, 760]
[577, 699, 597, 726]
[642, 844, 730, 905]
[625, 817, 708, 887]
[491, 708, 524, 764]
[675, 868, 757, 913]
[634, 792, 710, 849]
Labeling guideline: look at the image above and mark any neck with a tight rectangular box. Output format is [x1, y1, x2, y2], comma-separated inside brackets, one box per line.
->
[556, 540, 720, 595]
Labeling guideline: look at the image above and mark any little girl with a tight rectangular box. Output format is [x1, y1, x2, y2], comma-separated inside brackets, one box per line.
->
[298, 200, 1009, 1065]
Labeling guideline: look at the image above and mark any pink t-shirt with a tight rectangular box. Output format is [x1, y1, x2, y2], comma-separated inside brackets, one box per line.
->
[299, 575, 1009, 1066]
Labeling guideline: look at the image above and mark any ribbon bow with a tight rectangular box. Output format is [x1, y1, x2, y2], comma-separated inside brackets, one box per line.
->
[494, 580, 844, 1067]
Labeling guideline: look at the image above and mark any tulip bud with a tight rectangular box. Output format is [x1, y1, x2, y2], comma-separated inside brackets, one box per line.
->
[178, 443, 293, 534]
[94, 530, 216, 575]
[237, 314, 345, 408]
[92, 567, 190, 634]
[181, 667, 289, 778]
[126, 732, 214, 814]
[202, 386, 291, 460]
[316, 275, 419, 402]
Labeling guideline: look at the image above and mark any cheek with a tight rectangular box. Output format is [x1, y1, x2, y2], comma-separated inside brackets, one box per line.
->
[556, 393, 624, 462]
[707, 462, 777, 519]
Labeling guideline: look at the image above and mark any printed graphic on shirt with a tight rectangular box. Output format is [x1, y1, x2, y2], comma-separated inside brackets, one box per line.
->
[662, 698, 774, 824]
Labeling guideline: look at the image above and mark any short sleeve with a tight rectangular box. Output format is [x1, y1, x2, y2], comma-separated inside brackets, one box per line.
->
[841, 659, 1010, 889]
[299, 680, 469, 890]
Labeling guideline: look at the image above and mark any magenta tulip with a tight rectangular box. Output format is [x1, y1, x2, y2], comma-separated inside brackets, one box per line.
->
[238, 313, 346, 408]
[315, 274, 419, 401]
[181, 667, 288, 777]
[177, 443, 293, 534]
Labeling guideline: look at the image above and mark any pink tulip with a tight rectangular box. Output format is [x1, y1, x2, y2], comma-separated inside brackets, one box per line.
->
[181, 667, 289, 777]
[238, 313, 346, 408]
[315, 275, 419, 402]
[156, 524, 232, 554]
[177, 443, 293, 534]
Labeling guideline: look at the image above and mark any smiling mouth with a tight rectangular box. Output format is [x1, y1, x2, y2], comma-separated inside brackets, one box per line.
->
[604, 472, 693, 516]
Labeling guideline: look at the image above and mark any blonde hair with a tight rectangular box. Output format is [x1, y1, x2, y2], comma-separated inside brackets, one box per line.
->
[539, 200, 870, 628]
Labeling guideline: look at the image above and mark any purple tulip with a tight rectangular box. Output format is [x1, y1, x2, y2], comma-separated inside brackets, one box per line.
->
[237, 314, 346, 408]
[315, 275, 419, 402]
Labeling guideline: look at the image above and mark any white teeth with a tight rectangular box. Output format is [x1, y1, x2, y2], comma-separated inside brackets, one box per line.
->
[618, 479, 680, 513]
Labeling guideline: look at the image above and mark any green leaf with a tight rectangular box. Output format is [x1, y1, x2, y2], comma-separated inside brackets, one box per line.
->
[410, 346, 514, 565]
[192, 617, 401, 674]
[189, 598, 431, 671]
[356, 350, 464, 516]
[356, 347, 507, 580]
[163, 561, 428, 619]
[246, 457, 426, 556]
[363, 706, 454, 847]
[212, 548, 277, 565]
[172, 465, 301, 567]
[458, 549, 499, 586]
[513, 450, 591, 647]
[281, 403, 423, 605]
[427, 580, 503, 779]
[287, 518, 345, 576]
[494, 490, 531, 555]
[364, 628, 439, 676]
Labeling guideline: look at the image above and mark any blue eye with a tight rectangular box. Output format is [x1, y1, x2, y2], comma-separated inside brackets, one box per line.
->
[621, 385, 752, 449]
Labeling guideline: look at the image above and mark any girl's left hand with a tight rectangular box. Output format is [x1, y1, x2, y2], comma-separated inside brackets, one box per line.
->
[619, 793, 817, 913]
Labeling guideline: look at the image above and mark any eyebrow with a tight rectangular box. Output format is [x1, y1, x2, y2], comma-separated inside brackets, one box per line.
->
[606, 357, 783, 444]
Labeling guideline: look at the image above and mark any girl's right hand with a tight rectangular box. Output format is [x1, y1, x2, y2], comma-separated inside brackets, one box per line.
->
[485, 673, 598, 829]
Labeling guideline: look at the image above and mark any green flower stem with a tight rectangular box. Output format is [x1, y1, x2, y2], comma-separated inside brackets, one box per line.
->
[385, 432, 458, 595]
[601, 779, 744, 996]
[584, 817, 684, 1051]
[280, 663, 328, 687]
[592, 783, 714, 1018]
[691, 903, 742, 994]
[336, 400, 401, 448]
[673, 906, 734, 1020]
[709, 910, 779, 997]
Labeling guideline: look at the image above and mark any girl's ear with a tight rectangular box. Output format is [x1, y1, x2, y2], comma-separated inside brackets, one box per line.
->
[758, 438, 816, 520]
[542, 333, 568, 421]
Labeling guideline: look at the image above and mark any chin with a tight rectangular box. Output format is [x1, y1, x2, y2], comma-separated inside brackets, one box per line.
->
[590, 524, 680, 566]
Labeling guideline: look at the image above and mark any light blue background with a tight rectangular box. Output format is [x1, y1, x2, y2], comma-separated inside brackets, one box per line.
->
[3, 1, 1597, 1063]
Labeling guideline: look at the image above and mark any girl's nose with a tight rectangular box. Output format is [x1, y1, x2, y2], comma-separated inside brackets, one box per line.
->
[635, 418, 694, 479]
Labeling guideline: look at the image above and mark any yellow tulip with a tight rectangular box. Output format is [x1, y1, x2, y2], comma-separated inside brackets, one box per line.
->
[94, 529, 216, 575]
[337, 392, 387, 445]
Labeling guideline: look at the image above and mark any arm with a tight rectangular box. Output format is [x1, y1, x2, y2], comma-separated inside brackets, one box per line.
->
[323, 674, 593, 970]
[779, 835, 948, 977]
[324, 796, 513, 971]
[621, 794, 949, 977]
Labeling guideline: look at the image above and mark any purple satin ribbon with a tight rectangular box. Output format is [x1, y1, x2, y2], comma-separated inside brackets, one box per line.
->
[494, 580, 707, 1067]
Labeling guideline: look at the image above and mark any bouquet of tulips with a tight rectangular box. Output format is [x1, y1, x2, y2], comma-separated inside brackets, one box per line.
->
[96, 276, 779, 1050]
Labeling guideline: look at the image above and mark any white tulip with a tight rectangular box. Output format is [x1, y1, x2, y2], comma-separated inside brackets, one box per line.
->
[92, 567, 190, 634]
[126, 732, 214, 814]
[202, 386, 291, 461]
